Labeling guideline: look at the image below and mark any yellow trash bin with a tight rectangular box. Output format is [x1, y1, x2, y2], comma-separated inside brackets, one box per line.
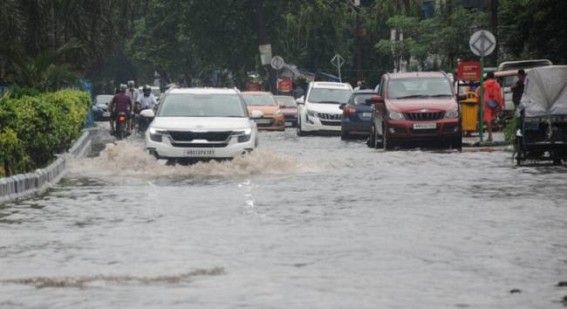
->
[460, 91, 478, 135]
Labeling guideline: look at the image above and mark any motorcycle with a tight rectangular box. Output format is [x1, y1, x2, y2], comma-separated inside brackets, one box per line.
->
[115, 112, 129, 140]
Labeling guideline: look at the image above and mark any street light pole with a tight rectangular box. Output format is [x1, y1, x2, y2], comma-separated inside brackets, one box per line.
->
[353, 0, 362, 81]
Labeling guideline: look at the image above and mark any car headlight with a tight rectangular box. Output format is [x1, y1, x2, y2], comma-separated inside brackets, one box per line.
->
[148, 127, 167, 142]
[233, 128, 252, 143]
[149, 127, 167, 135]
[307, 109, 316, 117]
[388, 111, 405, 120]
[445, 109, 459, 119]
[232, 128, 252, 135]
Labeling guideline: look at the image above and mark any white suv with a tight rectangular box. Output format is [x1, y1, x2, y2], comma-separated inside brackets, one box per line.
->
[296, 81, 353, 136]
[145, 88, 258, 164]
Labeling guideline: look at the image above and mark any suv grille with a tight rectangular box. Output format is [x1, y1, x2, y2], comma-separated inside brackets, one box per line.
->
[318, 113, 342, 120]
[404, 112, 444, 121]
[168, 131, 232, 142]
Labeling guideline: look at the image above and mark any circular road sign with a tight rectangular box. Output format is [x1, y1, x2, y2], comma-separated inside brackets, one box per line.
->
[271, 56, 285, 70]
[469, 30, 496, 57]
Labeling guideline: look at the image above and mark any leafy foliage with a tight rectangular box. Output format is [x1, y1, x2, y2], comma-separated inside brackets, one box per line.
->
[499, 0, 567, 64]
[0, 90, 90, 176]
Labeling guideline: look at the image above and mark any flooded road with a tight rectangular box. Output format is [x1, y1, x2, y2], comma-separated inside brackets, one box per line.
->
[1, 129, 567, 308]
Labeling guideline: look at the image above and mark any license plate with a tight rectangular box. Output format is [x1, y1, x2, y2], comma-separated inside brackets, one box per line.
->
[255, 119, 271, 124]
[413, 123, 436, 130]
[102, 111, 110, 117]
[362, 112, 372, 118]
[185, 149, 215, 157]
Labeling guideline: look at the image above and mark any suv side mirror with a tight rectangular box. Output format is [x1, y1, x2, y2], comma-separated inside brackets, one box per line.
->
[140, 109, 155, 118]
[370, 95, 385, 104]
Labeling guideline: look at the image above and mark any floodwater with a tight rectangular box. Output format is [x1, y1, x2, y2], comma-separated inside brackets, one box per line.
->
[1, 129, 567, 309]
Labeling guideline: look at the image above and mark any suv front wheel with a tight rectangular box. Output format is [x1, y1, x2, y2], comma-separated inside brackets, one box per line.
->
[382, 123, 395, 150]
[297, 119, 306, 136]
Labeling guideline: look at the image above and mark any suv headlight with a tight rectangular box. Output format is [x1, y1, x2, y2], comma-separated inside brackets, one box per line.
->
[388, 111, 405, 120]
[232, 128, 252, 135]
[307, 109, 316, 117]
[149, 128, 167, 135]
[444, 109, 459, 119]
[233, 128, 252, 143]
[149, 127, 167, 142]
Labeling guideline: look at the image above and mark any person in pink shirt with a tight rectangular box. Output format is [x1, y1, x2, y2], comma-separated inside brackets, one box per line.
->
[108, 84, 133, 135]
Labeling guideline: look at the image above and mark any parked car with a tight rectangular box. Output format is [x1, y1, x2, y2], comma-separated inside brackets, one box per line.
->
[296, 81, 353, 136]
[144, 88, 259, 165]
[274, 95, 298, 127]
[92, 94, 113, 121]
[368, 71, 461, 150]
[241, 91, 286, 131]
[495, 59, 552, 117]
[339, 90, 377, 140]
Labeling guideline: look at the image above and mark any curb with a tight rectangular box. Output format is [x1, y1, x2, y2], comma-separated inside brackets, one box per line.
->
[0, 126, 100, 205]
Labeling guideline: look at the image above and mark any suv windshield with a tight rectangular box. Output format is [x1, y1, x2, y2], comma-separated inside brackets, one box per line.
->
[158, 93, 247, 117]
[308, 88, 352, 104]
[388, 77, 452, 99]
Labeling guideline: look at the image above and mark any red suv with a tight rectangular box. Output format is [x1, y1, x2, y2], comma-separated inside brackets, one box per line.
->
[367, 72, 461, 150]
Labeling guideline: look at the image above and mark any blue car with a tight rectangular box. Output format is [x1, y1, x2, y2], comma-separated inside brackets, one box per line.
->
[339, 90, 377, 140]
[92, 94, 113, 121]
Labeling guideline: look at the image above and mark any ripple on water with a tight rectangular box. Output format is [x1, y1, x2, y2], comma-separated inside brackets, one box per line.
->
[1, 267, 225, 288]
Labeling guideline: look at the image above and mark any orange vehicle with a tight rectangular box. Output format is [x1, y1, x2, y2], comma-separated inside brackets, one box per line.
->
[241, 91, 286, 131]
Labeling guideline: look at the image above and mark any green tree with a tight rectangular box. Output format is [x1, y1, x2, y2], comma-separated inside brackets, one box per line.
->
[499, 0, 567, 64]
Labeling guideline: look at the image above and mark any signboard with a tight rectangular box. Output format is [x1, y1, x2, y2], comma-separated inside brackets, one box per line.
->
[469, 30, 496, 57]
[271, 56, 285, 70]
[330, 54, 345, 68]
[278, 79, 293, 93]
[258, 44, 272, 66]
[457, 61, 481, 81]
[330, 54, 345, 82]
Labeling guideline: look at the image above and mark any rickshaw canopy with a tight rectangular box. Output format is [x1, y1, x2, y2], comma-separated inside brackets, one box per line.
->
[520, 65, 567, 117]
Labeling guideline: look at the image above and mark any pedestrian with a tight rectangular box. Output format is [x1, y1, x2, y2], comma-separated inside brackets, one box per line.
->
[511, 69, 526, 109]
[477, 71, 503, 142]
[354, 80, 362, 90]
[292, 82, 305, 99]
[125, 80, 140, 132]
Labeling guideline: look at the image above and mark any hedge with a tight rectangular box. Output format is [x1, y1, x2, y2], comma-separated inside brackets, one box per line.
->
[0, 89, 90, 177]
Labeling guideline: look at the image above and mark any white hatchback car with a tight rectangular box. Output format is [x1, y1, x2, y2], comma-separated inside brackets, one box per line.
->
[145, 88, 258, 164]
[296, 81, 353, 136]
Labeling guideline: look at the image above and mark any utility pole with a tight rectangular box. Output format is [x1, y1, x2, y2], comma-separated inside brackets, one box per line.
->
[354, 2, 362, 81]
[490, 0, 499, 65]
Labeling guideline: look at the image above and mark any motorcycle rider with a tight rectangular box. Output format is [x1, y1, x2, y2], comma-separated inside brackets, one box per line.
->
[135, 85, 158, 133]
[108, 84, 132, 135]
[125, 80, 140, 132]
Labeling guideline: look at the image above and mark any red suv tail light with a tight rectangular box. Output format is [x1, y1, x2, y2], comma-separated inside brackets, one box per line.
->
[343, 105, 356, 116]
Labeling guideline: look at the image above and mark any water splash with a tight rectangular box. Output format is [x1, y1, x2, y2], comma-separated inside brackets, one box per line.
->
[67, 140, 325, 179]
